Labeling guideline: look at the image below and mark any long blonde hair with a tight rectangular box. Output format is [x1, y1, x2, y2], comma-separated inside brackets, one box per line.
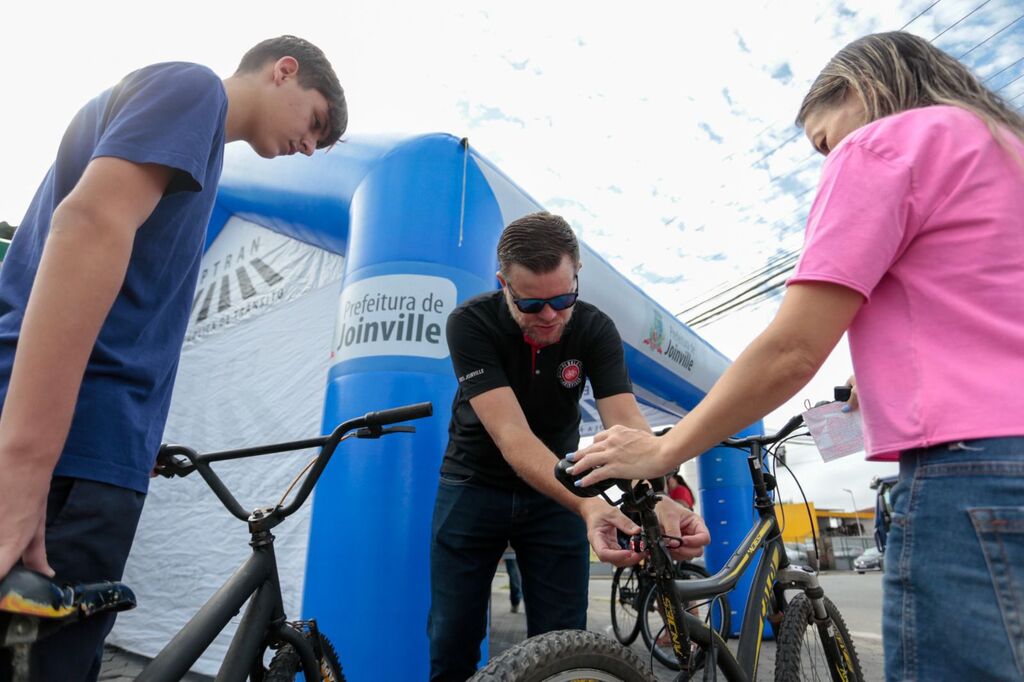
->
[796, 31, 1024, 150]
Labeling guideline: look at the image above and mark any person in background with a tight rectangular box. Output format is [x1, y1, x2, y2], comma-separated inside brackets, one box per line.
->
[666, 473, 695, 510]
[0, 36, 346, 681]
[502, 548, 524, 613]
[568, 31, 1024, 681]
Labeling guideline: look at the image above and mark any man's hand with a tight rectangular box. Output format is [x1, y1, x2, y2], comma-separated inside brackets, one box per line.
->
[580, 498, 642, 567]
[654, 496, 711, 561]
[0, 461, 54, 578]
[569, 425, 672, 487]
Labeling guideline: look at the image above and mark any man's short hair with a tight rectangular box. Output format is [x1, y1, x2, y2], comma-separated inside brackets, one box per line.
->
[236, 35, 347, 148]
[497, 212, 580, 275]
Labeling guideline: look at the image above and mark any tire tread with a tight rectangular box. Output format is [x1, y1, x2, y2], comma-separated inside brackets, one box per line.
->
[469, 629, 657, 682]
[774, 594, 863, 682]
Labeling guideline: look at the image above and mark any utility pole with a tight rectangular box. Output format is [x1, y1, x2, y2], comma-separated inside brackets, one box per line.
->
[842, 488, 865, 537]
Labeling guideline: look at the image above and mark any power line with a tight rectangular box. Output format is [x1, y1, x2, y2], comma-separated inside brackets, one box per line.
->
[931, 0, 994, 43]
[995, 71, 1024, 93]
[959, 11, 1024, 59]
[678, 250, 800, 320]
[689, 271, 792, 328]
[982, 55, 1024, 83]
[750, 130, 803, 169]
[685, 248, 802, 328]
[899, 0, 943, 31]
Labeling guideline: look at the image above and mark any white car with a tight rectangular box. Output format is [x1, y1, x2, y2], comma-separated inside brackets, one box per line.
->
[853, 547, 884, 573]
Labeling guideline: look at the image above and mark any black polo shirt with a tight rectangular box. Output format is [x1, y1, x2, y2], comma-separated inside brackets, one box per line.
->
[441, 290, 633, 490]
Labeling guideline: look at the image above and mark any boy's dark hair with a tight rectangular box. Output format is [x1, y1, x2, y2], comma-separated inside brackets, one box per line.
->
[236, 35, 347, 148]
[497, 212, 580, 275]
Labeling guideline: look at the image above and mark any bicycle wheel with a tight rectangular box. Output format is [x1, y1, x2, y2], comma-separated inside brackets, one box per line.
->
[774, 593, 863, 682]
[675, 562, 731, 638]
[639, 564, 731, 671]
[264, 630, 345, 682]
[611, 565, 643, 645]
[469, 630, 656, 682]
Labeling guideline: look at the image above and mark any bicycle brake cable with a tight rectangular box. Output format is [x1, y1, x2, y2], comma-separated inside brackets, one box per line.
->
[277, 431, 359, 509]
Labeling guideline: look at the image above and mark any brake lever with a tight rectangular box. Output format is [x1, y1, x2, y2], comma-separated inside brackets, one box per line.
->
[355, 425, 417, 439]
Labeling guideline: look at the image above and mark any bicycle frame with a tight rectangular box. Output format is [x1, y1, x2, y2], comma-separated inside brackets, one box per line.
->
[0, 402, 432, 682]
[133, 401, 432, 681]
[135, 529, 317, 682]
[633, 438, 833, 682]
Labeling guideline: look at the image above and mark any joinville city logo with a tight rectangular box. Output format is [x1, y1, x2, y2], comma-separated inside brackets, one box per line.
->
[642, 310, 695, 372]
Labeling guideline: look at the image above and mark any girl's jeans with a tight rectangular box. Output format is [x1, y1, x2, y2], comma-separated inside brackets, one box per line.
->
[884, 437, 1024, 681]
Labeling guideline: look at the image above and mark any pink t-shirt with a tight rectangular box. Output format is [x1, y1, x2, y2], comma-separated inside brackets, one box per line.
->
[789, 105, 1024, 460]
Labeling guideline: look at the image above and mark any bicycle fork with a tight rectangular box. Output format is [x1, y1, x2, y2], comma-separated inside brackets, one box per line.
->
[778, 566, 857, 682]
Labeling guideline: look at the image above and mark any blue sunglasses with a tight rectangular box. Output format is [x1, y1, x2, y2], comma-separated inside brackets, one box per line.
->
[506, 276, 579, 314]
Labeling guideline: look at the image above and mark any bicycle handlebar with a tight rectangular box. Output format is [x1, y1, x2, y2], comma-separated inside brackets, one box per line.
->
[154, 401, 434, 523]
[553, 457, 630, 499]
[722, 412, 805, 450]
[363, 402, 433, 427]
[555, 387, 850, 503]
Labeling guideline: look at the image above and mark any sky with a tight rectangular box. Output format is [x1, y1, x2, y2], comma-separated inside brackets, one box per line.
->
[4, 0, 1024, 513]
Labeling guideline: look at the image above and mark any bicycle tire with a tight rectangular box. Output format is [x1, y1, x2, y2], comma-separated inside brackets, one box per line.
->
[638, 563, 731, 671]
[264, 630, 345, 682]
[774, 593, 863, 682]
[468, 629, 657, 682]
[675, 562, 731, 638]
[611, 565, 643, 645]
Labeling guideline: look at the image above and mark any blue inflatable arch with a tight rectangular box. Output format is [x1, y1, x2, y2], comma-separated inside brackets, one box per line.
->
[113, 133, 762, 679]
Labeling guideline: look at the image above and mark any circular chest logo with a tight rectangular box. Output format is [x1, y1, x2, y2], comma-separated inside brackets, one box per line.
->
[557, 359, 583, 388]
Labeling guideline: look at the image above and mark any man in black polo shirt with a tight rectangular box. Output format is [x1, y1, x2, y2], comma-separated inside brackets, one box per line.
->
[427, 212, 710, 681]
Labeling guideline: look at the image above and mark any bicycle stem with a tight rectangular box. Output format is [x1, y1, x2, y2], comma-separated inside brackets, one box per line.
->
[621, 485, 696, 670]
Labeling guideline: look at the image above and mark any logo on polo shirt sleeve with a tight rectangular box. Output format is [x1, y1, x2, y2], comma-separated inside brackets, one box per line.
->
[557, 359, 584, 388]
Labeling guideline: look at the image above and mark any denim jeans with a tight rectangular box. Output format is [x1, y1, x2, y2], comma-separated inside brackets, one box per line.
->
[427, 472, 589, 682]
[0, 477, 145, 682]
[884, 437, 1024, 681]
[505, 557, 523, 606]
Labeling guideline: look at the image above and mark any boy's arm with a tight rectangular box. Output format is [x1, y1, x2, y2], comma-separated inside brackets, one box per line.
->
[0, 156, 174, 577]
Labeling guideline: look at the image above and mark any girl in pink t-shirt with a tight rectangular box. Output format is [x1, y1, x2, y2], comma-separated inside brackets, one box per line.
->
[570, 31, 1024, 680]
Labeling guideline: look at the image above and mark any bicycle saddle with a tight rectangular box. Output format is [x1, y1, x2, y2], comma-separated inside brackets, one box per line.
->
[0, 568, 74, 619]
[0, 567, 135, 619]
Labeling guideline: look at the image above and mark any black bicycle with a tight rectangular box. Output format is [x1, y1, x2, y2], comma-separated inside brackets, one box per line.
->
[0, 401, 432, 682]
[471, 402, 862, 682]
[611, 559, 731, 670]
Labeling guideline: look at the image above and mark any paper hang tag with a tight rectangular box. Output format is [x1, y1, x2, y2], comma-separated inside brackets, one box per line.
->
[802, 402, 865, 462]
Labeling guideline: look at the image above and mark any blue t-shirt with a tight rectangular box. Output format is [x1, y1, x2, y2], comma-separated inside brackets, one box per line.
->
[0, 62, 227, 493]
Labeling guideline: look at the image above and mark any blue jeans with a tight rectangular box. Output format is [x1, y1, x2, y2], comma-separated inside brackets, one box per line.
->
[884, 438, 1024, 681]
[427, 472, 589, 682]
[505, 557, 522, 606]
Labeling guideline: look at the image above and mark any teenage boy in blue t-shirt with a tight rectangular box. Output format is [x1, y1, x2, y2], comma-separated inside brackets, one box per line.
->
[0, 35, 346, 680]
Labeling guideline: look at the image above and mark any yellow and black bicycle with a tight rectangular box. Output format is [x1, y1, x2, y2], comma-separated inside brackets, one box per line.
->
[471, 400, 862, 682]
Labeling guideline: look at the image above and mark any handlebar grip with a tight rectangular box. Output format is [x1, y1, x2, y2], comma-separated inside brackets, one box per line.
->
[774, 413, 806, 441]
[554, 458, 622, 499]
[363, 402, 433, 427]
